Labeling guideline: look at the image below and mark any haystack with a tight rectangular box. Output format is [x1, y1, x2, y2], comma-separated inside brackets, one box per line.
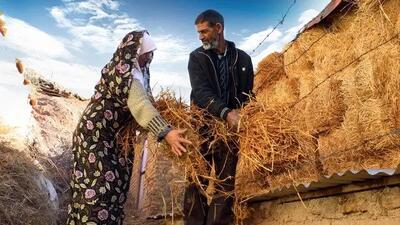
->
[237, 0, 400, 200]
[311, 0, 400, 173]
[235, 96, 319, 198]
[254, 52, 300, 107]
[0, 142, 58, 225]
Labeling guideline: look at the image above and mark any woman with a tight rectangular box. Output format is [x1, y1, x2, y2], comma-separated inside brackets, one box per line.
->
[67, 30, 191, 225]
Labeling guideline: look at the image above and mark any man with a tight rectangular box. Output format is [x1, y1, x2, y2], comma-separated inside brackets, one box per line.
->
[184, 9, 254, 225]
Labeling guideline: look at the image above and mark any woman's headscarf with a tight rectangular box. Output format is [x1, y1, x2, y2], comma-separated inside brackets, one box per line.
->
[132, 32, 157, 92]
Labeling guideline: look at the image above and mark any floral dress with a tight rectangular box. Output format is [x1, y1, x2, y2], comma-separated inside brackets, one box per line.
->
[67, 30, 168, 225]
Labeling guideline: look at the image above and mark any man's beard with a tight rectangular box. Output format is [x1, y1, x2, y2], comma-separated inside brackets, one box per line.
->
[202, 38, 218, 50]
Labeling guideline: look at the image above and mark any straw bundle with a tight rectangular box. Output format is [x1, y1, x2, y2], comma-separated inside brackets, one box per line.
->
[119, 90, 233, 200]
[254, 52, 287, 95]
[236, 97, 319, 195]
[150, 91, 209, 182]
[315, 0, 400, 173]
[255, 52, 300, 107]
[284, 24, 350, 134]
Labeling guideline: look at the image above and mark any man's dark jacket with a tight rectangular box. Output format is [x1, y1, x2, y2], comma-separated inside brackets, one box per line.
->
[188, 40, 254, 120]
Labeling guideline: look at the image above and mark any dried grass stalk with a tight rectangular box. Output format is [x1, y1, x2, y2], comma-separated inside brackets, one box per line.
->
[236, 97, 319, 197]
[0, 144, 57, 225]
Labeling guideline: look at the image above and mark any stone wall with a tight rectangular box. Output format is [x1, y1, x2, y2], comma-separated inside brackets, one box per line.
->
[243, 176, 400, 225]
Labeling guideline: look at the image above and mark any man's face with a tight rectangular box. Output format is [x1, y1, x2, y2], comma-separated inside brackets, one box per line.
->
[196, 21, 221, 50]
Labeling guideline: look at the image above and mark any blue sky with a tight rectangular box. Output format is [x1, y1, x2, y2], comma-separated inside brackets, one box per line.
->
[0, 0, 329, 129]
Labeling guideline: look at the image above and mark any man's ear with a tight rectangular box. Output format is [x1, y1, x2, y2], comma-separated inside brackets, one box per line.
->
[216, 23, 223, 34]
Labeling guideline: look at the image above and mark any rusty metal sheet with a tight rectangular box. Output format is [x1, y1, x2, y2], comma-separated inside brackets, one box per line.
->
[247, 164, 400, 202]
[303, 0, 344, 31]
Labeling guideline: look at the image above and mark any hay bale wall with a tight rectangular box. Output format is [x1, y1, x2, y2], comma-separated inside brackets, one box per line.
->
[236, 0, 400, 199]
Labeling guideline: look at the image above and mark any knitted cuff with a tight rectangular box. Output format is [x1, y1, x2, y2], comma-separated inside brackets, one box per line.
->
[147, 115, 171, 140]
[220, 107, 232, 120]
[157, 125, 173, 142]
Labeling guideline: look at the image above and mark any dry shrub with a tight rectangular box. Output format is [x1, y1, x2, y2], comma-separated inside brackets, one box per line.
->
[152, 91, 210, 183]
[0, 143, 57, 225]
[284, 27, 327, 80]
[146, 136, 186, 217]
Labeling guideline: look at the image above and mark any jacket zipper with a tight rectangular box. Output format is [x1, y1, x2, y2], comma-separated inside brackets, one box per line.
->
[199, 51, 222, 97]
[231, 48, 240, 106]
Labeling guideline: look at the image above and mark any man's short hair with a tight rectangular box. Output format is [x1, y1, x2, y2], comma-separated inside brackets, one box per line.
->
[195, 9, 224, 28]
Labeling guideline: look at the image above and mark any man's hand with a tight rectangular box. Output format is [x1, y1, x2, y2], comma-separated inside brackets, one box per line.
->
[226, 110, 240, 129]
[164, 129, 192, 156]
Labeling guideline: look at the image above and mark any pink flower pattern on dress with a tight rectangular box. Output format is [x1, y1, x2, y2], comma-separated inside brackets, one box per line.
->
[105, 171, 115, 182]
[97, 209, 109, 221]
[116, 61, 130, 74]
[118, 158, 126, 166]
[103, 141, 111, 148]
[94, 92, 102, 100]
[104, 110, 113, 121]
[85, 189, 96, 199]
[74, 170, 83, 179]
[86, 121, 94, 130]
[101, 67, 109, 74]
[88, 153, 96, 163]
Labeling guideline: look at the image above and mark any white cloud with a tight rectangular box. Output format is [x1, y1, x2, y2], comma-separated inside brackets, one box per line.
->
[0, 16, 72, 60]
[251, 42, 285, 67]
[151, 70, 192, 101]
[238, 28, 282, 53]
[0, 61, 31, 129]
[49, 0, 143, 54]
[152, 35, 192, 63]
[0, 5, 193, 130]
[299, 9, 320, 24]
[247, 9, 321, 68]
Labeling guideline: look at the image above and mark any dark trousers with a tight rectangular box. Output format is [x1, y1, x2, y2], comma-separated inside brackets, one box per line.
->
[183, 142, 238, 225]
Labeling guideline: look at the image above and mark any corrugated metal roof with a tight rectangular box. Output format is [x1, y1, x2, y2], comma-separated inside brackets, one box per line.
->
[302, 0, 345, 31]
[247, 164, 400, 202]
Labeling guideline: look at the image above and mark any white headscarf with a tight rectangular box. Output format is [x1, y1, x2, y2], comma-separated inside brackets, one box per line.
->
[133, 32, 157, 90]
[139, 32, 157, 56]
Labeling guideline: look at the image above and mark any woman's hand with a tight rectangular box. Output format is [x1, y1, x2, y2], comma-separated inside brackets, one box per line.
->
[164, 129, 192, 156]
